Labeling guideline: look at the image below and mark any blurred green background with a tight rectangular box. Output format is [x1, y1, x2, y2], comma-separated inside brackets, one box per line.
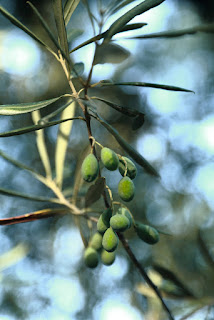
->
[0, 0, 213, 319]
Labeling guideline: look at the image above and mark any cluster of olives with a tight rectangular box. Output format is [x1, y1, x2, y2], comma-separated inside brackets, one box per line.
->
[84, 207, 132, 268]
[84, 206, 160, 268]
[81, 147, 137, 202]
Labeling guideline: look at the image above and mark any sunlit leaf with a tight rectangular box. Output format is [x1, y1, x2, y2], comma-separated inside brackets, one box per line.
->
[128, 23, 214, 39]
[103, 0, 165, 41]
[64, 0, 81, 25]
[0, 187, 59, 203]
[91, 96, 141, 117]
[94, 43, 130, 65]
[0, 243, 29, 272]
[55, 101, 76, 189]
[100, 81, 194, 93]
[0, 208, 68, 226]
[92, 113, 159, 177]
[85, 177, 105, 207]
[0, 5, 56, 57]
[0, 95, 68, 116]
[0, 116, 84, 137]
[32, 110, 52, 179]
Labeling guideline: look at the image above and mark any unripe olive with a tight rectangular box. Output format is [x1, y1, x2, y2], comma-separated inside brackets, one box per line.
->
[119, 157, 137, 180]
[97, 208, 112, 234]
[89, 232, 103, 250]
[118, 177, 135, 202]
[101, 147, 119, 171]
[110, 213, 130, 232]
[81, 154, 99, 182]
[102, 227, 119, 252]
[135, 223, 159, 245]
[101, 249, 116, 266]
[117, 207, 133, 228]
[84, 247, 99, 268]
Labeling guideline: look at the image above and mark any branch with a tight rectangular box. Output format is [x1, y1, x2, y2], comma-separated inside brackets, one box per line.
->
[118, 233, 175, 320]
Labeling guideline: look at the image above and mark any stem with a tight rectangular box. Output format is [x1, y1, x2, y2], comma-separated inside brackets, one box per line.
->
[118, 233, 175, 320]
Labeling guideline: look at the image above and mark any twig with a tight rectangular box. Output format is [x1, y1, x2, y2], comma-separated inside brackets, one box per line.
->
[118, 233, 175, 320]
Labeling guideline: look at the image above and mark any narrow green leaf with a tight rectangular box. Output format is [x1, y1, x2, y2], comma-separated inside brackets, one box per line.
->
[128, 23, 214, 39]
[94, 43, 130, 65]
[27, 1, 70, 65]
[64, 0, 81, 25]
[52, 0, 69, 61]
[99, 81, 194, 93]
[92, 113, 159, 177]
[32, 110, 52, 179]
[85, 177, 105, 207]
[55, 101, 76, 189]
[69, 23, 146, 53]
[0, 187, 59, 203]
[0, 116, 85, 137]
[104, 0, 165, 41]
[0, 95, 68, 116]
[67, 28, 84, 43]
[0, 149, 46, 183]
[70, 62, 84, 78]
[0, 6, 56, 57]
[132, 113, 145, 130]
[39, 99, 74, 123]
[108, 0, 140, 16]
[91, 97, 141, 117]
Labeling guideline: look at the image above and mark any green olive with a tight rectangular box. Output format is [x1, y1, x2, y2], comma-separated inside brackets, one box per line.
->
[102, 227, 119, 252]
[81, 154, 99, 182]
[89, 232, 103, 251]
[84, 247, 99, 268]
[117, 207, 133, 227]
[118, 177, 135, 202]
[110, 213, 130, 232]
[135, 223, 159, 245]
[119, 157, 137, 180]
[97, 208, 112, 234]
[101, 147, 119, 171]
[101, 249, 116, 266]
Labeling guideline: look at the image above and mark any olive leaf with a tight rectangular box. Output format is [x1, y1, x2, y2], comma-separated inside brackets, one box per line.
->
[107, 0, 139, 16]
[99, 81, 194, 93]
[0, 5, 56, 56]
[70, 62, 84, 78]
[32, 110, 52, 179]
[0, 187, 59, 203]
[67, 28, 84, 43]
[132, 113, 145, 130]
[69, 23, 147, 53]
[55, 101, 76, 190]
[91, 96, 142, 117]
[94, 43, 130, 65]
[27, 1, 70, 65]
[85, 177, 105, 207]
[0, 116, 84, 137]
[91, 113, 159, 177]
[64, 0, 81, 26]
[103, 0, 165, 41]
[0, 95, 69, 116]
[128, 22, 214, 39]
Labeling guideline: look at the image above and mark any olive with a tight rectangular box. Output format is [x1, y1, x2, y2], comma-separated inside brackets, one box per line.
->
[110, 213, 130, 232]
[97, 208, 112, 234]
[117, 207, 133, 227]
[135, 223, 159, 245]
[101, 147, 119, 171]
[102, 227, 119, 252]
[118, 177, 135, 202]
[84, 247, 99, 268]
[101, 249, 116, 266]
[81, 153, 99, 182]
[119, 157, 137, 180]
[89, 232, 103, 251]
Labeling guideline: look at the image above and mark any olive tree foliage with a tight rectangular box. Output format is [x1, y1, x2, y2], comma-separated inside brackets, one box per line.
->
[0, 0, 214, 319]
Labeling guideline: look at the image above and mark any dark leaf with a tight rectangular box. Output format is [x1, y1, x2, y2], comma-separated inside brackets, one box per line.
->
[132, 113, 145, 130]
[100, 81, 194, 93]
[94, 43, 130, 65]
[85, 177, 105, 207]
[64, 0, 81, 25]
[0, 187, 58, 203]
